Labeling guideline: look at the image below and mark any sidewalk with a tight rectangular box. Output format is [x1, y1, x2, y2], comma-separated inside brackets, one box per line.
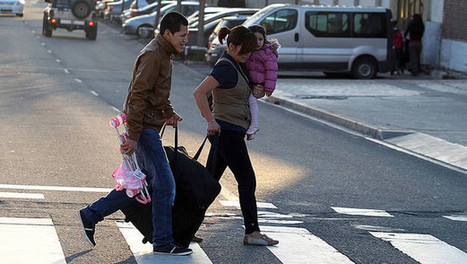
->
[268, 76, 467, 173]
[179, 62, 467, 173]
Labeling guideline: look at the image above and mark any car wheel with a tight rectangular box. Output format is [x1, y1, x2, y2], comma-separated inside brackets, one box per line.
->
[85, 27, 97, 40]
[137, 25, 154, 38]
[42, 15, 52, 37]
[352, 57, 377, 79]
[16, 13, 23, 17]
[72, 0, 92, 19]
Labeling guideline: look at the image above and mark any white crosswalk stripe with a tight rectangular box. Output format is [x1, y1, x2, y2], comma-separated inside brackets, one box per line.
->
[116, 221, 212, 264]
[262, 226, 355, 264]
[370, 232, 467, 264]
[0, 217, 66, 264]
[332, 207, 394, 217]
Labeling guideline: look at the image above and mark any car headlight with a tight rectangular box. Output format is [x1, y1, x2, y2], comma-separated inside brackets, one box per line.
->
[19, 0, 25, 4]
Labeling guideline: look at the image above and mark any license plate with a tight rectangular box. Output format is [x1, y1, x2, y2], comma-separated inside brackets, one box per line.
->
[61, 19, 71, 24]
[73, 21, 85, 25]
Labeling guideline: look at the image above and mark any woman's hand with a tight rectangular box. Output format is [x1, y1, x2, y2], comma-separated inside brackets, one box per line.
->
[207, 120, 221, 135]
[253, 85, 265, 98]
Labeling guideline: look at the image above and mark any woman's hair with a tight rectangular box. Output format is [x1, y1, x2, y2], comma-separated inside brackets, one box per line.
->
[411, 14, 424, 27]
[248, 24, 268, 45]
[218, 25, 256, 55]
[160, 11, 188, 35]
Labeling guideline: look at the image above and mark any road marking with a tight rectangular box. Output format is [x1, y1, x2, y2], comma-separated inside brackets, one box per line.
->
[116, 221, 212, 264]
[74, 78, 82, 83]
[90, 90, 99, 96]
[0, 217, 66, 264]
[0, 183, 112, 193]
[220, 200, 277, 209]
[112, 106, 121, 113]
[0, 191, 44, 199]
[370, 232, 467, 264]
[443, 213, 467, 222]
[56, 59, 60, 63]
[332, 207, 394, 217]
[41, 42, 45, 46]
[261, 226, 354, 264]
[64, 68, 70, 74]
[47, 49, 52, 54]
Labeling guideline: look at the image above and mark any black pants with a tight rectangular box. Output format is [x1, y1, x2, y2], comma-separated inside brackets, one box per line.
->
[207, 130, 260, 234]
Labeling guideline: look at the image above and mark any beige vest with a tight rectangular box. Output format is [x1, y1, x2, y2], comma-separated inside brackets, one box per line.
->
[212, 58, 251, 129]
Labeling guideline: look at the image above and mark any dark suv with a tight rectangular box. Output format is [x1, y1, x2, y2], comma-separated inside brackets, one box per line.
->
[42, 0, 98, 40]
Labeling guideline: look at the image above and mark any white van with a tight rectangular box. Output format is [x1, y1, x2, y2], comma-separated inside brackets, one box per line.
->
[242, 4, 395, 79]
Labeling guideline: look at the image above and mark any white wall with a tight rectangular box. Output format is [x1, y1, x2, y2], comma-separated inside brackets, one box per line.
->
[338, 0, 354, 6]
[359, 0, 376, 7]
[441, 39, 467, 73]
[430, 0, 444, 23]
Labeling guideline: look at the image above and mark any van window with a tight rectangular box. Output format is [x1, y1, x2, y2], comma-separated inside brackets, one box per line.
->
[260, 9, 298, 35]
[306, 12, 350, 37]
[353, 13, 387, 38]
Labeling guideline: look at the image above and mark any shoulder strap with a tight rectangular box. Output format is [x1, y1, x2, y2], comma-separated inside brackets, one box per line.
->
[218, 57, 252, 89]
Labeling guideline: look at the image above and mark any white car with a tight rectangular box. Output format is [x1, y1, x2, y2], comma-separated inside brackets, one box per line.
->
[0, 0, 24, 17]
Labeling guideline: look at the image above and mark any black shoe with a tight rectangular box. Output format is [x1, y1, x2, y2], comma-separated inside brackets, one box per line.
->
[153, 243, 193, 256]
[79, 209, 96, 247]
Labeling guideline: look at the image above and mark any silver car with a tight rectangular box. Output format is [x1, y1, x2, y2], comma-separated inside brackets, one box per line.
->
[0, 0, 24, 17]
[122, 1, 199, 36]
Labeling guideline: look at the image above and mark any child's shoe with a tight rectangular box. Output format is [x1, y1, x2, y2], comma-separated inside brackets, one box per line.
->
[246, 125, 260, 140]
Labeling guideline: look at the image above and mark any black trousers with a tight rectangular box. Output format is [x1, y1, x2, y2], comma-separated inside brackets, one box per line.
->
[207, 130, 260, 234]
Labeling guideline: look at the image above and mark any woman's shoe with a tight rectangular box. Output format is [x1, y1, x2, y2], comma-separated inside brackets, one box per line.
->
[246, 125, 260, 140]
[243, 233, 279, 246]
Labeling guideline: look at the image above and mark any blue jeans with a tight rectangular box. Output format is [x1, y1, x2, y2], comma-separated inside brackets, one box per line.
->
[81, 129, 175, 246]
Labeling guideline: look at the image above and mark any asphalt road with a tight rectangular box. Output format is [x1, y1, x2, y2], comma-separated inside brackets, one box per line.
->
[1, 2, 466, 263]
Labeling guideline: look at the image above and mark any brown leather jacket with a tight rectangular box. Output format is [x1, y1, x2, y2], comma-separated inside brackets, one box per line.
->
[123, 34, 178, 141]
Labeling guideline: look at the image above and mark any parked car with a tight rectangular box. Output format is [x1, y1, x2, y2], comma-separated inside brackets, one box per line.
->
[105, 0, 134, 22]
[42, 0, 98, 40]
[241, 4, 395, 79]
[187, 7, 226, 25]
[0, 0, 24, 17]
[189, 8, 258, 29]
[131, 0, 156, 10]
[205, 15, 249, 65]
[120, 0, 173, 24]
[122, 1, 200, 36]
[188, 14, 250, 48]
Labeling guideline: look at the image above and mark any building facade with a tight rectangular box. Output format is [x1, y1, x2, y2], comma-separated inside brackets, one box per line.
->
[208, 0, 466, 73]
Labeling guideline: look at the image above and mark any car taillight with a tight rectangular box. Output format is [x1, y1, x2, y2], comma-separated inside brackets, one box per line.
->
[110, 7, 113, 11]
[51, 18, 57, 23]
[131, 11, 136, 17]
[88, 21, 95, 26]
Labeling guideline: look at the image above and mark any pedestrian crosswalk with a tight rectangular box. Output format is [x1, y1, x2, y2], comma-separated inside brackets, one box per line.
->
[1, 188, 466, 264]
[0, 217, 66, 264]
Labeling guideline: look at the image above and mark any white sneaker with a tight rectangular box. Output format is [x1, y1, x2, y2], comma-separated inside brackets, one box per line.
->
[246, 126, 259, 140]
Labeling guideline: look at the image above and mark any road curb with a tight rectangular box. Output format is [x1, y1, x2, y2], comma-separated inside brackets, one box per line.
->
[265, 96, 384, 139]
[264, 95, 466, 173]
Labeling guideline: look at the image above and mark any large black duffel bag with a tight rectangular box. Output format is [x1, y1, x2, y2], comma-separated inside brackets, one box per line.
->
[120, 126, 221, 248]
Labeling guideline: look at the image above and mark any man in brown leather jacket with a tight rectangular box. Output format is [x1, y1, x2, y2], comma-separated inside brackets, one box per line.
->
[79, 12, 192, 256]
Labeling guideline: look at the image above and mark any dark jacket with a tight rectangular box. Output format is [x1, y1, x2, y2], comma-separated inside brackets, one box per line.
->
[405, 15, 425, 41]
[124, 34, 178, 141]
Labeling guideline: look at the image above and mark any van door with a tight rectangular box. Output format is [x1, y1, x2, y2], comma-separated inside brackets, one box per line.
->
[300, 11, 352, 71]
[257, 7, 300, 68]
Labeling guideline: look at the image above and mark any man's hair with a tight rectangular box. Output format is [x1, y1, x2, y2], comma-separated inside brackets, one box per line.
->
[160, 11, 188, 35]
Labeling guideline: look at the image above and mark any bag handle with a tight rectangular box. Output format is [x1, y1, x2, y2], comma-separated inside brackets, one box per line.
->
[160, 124, 208, 161]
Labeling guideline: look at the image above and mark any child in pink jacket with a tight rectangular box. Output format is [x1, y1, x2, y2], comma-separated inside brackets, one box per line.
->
[245, 24, 280, 140]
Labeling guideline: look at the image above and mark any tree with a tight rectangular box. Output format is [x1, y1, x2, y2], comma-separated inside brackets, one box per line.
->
[197, 0, 206, 47]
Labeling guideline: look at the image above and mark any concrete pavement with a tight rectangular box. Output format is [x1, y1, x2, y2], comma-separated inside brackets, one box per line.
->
[180, 61, 467, 173]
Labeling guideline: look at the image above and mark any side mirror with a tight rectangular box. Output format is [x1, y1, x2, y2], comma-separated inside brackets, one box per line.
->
[44, 0, 52, 3]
